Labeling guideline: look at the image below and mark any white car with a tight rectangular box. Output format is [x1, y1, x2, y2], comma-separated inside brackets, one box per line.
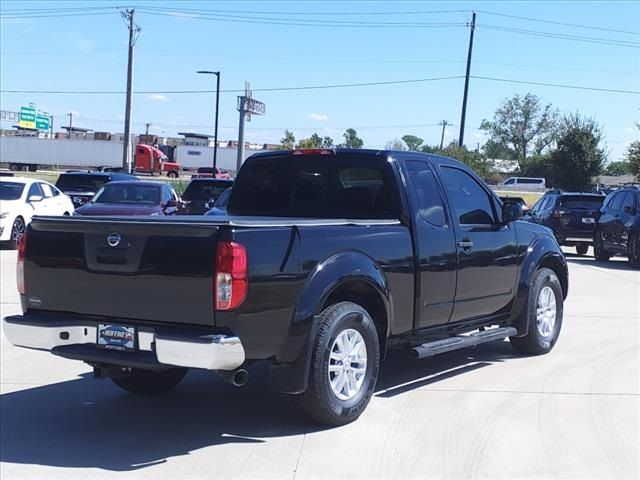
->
[0, 176, 74, 247]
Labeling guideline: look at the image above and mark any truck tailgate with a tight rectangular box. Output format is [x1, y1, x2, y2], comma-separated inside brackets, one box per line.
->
[24, 216, 224, 326]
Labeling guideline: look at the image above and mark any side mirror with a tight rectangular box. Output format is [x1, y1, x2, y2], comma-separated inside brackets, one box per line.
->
[28, 194, 43, 203]
[502, 200, 523, 224]
[164, 199, 177, 208]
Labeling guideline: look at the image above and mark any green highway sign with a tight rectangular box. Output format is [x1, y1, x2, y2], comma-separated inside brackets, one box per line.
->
[35, 114, 50, 131]
[18, 104, 50, 131]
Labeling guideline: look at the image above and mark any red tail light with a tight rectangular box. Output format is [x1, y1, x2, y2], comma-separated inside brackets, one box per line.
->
[292, 148, 335, 156]
[215, 241, 247, 311]
[17, 232, 27, 295]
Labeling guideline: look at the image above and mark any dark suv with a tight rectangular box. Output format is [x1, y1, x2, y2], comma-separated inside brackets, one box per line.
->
[526, 192, 605, 255]
[594, 186, 640, 268]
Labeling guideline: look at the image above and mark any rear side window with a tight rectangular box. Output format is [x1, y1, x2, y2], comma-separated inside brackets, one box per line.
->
[609, 192, 625, 211]
[621, 191, 636, 210]
[228, 154, 400, 219]
[406, 160, 446, 226]
[559, 196, 604, 210]
[503, 178, 515, 185]
[39, 183, 54, 198]
[27, 183, 43, 198]
[440, 167, 495, 225]
[518, 178, 544, 185]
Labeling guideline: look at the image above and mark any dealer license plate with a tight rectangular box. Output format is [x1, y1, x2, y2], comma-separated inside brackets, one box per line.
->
[97, 324, 136, 351]
[581, 217, 595, 224]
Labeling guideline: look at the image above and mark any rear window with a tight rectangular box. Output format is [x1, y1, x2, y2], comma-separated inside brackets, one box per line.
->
[0, 181, 25, 200]
[228, 154, 400, 218]
[559, 195, 604, 210]
[93, 184, 160, 205]
[518, 178, 544, 185]
[55, 174, 110, 193]
[182, 180, 233, 200]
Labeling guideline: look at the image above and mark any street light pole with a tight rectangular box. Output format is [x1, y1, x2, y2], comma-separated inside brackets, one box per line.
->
[197, 70, 220, 170]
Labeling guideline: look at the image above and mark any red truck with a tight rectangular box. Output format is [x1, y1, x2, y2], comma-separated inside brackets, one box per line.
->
[133, 144, 181, 178]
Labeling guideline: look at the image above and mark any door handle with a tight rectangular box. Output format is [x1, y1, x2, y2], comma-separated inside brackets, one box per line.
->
[457, 240, 474, 249]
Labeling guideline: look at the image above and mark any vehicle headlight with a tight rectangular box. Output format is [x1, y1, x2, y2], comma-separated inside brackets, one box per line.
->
[0, 212, 8, 219]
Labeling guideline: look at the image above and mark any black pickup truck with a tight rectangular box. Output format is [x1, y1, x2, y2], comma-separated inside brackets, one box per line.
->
[3, 149, 568, 425]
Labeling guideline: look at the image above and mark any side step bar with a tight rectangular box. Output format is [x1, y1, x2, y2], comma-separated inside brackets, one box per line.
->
[410, 327, 517, 359]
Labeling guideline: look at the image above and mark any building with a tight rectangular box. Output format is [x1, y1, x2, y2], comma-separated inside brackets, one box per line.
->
[177, 132, 211, 147]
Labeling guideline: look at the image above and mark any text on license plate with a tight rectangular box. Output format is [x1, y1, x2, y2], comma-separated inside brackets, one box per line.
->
[97, 324, 135, 351]
[581, 217, 595, 224]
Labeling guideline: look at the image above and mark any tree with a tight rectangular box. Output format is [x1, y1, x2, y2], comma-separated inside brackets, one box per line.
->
[401, 134, 424, 151]
[384, 139, 406, 150]
[322, 136, 334, 148]
[546, 113, 606, 190]
[297, 133, 334, 148]
[626, 123, 640, 180]
[604, 161, 630, 176]
[281, 129, 295, 149]
[339, 128, 363, 149]
[480, 93, 559, 166]
[421, 142, 493, 179]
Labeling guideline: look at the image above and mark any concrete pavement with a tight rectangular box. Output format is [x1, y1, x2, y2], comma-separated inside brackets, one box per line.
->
[1, 248, 638, 479]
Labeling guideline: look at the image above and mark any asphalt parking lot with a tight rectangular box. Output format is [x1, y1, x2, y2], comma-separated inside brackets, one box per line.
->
[0, 248, 638, 479]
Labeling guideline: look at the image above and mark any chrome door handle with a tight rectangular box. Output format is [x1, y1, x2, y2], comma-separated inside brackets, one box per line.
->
[457, 240, 474, 249]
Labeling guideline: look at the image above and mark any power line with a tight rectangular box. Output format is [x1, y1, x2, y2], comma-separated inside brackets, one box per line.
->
[476, 10, 640, 36]
[479, 24, 640, 48]
[1, 74, 637, 96]
[0, 11, 117, 20]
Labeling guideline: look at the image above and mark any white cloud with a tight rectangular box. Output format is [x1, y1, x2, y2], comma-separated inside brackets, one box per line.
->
[307, 113, 328, 121]
[147, 93, 168, 102]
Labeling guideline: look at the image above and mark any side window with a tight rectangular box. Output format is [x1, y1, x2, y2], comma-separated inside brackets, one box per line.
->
[440, 167, 495, 225]
[50, 185, 61, 196]
[27, 183, 43, 199]
[621, 192, 635, 211]
[161, 187, 172, 204]
[504, 178, 515, 185]
[609, 192, 624, 212]
[406, 160, 447, 226]
[39, 183, 53, 198]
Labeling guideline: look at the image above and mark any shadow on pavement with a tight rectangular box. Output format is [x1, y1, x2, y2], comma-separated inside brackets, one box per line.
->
[0, 340, 518, 472]
[566, 256, 634, 271]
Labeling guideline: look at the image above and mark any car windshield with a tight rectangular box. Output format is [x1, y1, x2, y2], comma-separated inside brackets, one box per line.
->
[0, 181, 25, 200]
[182, 180, 233, 200]
[92, 184, 160, 205]
[559, 196, 604, 210]
[56, 174, 109, 193]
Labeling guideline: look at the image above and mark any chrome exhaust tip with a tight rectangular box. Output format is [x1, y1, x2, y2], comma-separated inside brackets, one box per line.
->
[218, 368, 249, 387]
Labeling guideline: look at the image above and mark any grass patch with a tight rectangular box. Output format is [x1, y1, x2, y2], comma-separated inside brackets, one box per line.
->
[495, 191, 543, 207]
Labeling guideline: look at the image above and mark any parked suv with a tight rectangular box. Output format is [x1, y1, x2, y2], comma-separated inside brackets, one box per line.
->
[55, 171, 139, 207]
[594, 186, 640, 268]
[526, 192, 605, 255]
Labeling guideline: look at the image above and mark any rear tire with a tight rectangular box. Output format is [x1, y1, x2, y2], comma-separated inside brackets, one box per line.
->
[111, 367, 187, 394]
[8, 217, 25, 250]
[510, 267, 563, 355]
[593, 231, 611, 261]
[628, 233, 640, 269]
[167, 171, 178, 179]
[576, 243, 589, 256]
[296, 302, 380, 426]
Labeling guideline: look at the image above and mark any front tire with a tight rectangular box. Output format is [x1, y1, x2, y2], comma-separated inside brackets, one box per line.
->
[594, 231, 611, 261]
[628, 233, 640, 269]
[111, 367, 187, 394]
[296, 302, 380, 426]
[167, 170, 179, 179]
[510, 267, 563, 355]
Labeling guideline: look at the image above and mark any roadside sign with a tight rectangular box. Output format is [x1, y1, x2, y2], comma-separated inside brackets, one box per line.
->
[19, 105, 36, 129]
[245, 98, 266, 116]
[35, 114, 50, 131]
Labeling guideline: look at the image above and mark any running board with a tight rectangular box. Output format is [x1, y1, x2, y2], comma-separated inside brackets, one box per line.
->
[410, 327, 517, 359]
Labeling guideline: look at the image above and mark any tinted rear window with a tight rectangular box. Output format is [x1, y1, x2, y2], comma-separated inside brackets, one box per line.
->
[0, 181, 25, 200]
[93, 184, 160, 205]
[182, 180, 233, 200]
[55, 174, 110, 193]
[559, 195, 604, 210]
[228, 154, 400, 218]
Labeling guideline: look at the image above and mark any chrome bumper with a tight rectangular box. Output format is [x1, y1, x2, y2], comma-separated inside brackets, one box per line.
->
[2, 315, 245, 371]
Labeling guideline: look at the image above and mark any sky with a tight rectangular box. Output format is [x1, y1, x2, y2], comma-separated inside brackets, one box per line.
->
[1, 0, 639, 162]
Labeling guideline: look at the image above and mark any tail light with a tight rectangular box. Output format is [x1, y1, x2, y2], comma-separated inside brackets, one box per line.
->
[552, 209, 567, 218]
[17, 232, 27, 295]
[292, 149, 335, 156]
[215, 241, 247, 311]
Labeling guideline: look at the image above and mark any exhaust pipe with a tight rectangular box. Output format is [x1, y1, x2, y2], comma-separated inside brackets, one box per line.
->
[218, 368, 249, 387]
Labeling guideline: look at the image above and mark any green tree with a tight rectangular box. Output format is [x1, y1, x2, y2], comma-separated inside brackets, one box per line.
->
[384, 139, 407, 150]
[546, 113, 606, 190]
[401, 134, 424, 151]
[626, 123, 640, 180]
[322, 136, 334, 148]
[604, 161, 630, 176]
[339, 128, 364, 149]
[480, 93, 558, 167]
[421, 142, 493, 179]
[297, 133, 334, 148]
[281, 129, 296, 149]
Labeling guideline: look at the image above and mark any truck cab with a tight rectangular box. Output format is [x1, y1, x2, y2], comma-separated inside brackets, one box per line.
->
[134, 144, 181, 178]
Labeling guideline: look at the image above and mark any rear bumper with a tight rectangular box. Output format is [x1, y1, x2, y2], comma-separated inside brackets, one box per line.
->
[2, 314, 245, 371]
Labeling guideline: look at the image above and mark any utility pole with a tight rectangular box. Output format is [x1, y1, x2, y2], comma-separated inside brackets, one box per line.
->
[438, 120, 450, 149]
[67, 112, 73, 138]
[145, 123, 150, 135]
[197, 70, 221, 169]
[458, 11, 476, 147]
[121, 8, 141, 173]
